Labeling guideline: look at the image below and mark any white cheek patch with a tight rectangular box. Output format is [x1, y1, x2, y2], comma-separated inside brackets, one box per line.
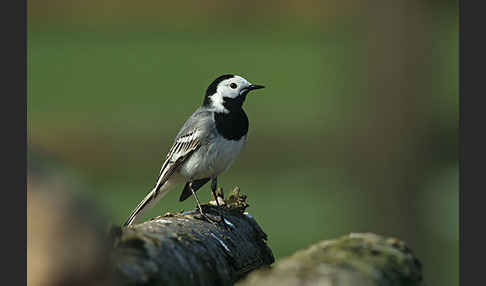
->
[208, 76, 250, 113]
[209, 93, 229, 113]
[218, 85, 239, 99]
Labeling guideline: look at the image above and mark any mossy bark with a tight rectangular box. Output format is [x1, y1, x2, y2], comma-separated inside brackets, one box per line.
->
[109, 188, 423, 286]
[237, 233, 424, 286]
[110, 187, 275, 286]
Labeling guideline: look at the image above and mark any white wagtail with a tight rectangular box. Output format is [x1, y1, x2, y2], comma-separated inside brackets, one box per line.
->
[123, 74, 264, 226]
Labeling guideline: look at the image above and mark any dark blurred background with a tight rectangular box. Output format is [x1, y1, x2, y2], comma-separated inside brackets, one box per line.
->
[27, 1, 458, 285]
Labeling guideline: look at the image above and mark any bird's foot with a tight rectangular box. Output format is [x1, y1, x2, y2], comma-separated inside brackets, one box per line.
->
[204, 213, 231, 231]
[195, 207, 221, 225]
[194, 205, 232, 230]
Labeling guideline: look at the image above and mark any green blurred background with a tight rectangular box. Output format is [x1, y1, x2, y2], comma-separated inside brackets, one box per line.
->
[27, 1, 458, 285]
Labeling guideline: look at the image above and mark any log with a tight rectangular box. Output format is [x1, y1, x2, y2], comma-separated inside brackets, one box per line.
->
[29, 180, 424, 286]
[237, 233, 424, 286]
[29, 154, 423, 286]
[110, 187, 275, 286]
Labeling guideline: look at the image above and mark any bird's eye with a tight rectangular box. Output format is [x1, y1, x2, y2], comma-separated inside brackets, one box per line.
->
[230, 83, 237, 89]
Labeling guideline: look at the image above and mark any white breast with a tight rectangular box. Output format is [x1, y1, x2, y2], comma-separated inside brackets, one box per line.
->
[180, 136, 246, 180]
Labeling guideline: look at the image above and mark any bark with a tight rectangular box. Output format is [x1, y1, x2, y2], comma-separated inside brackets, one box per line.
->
[237, 233, 424, 286]
[109, 189, 423, 286]
[110, 187, 275, 286]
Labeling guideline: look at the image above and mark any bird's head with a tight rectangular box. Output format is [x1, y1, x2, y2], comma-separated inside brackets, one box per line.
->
[203, 74, 264, 113]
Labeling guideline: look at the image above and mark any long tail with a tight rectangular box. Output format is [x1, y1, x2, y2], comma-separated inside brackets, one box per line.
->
[123, 179, 172, 227]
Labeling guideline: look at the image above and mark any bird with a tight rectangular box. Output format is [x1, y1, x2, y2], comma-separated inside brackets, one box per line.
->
[123, 74, 265, 227]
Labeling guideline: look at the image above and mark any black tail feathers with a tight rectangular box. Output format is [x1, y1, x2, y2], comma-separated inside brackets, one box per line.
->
[179, 178, 210, 202]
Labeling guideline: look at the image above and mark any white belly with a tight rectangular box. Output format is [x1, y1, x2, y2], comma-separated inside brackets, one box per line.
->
[179, 136, 246, 180]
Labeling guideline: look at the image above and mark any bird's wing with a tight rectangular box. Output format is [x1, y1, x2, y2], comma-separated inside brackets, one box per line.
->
[123, 128, 205, 227]
[123, 109, 214, 227]
[155, 128, 204, 189]
[155, 108, 214, 187]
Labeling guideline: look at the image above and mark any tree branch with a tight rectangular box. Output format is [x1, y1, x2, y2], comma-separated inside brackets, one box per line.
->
[110, 187, 275, 286]
[237, 233, 424, 286]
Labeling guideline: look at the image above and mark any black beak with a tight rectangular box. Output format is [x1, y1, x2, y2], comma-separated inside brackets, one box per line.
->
[248, 84, 265, 91]
[240, 84, 265, 96]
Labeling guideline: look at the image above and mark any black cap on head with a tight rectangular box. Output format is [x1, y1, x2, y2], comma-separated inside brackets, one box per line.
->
[203, 74, 234, 106]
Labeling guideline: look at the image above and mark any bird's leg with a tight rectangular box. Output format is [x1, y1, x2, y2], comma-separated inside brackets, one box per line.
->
[189, 182, 217, 224]
[211, 177, 227, 226]
[190, 182, 204, 214]
[211, 177, 221, 207]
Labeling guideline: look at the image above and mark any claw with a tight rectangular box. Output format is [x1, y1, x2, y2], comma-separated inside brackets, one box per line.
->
[196, 209, 220, 225]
